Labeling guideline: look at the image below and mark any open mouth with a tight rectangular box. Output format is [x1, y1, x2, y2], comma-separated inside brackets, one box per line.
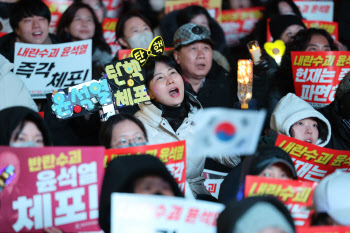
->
[169, 87, 180, 97]
[305, 139, 312, 143]
[33, 32, 42, 36]
[196, 63, 206, 69]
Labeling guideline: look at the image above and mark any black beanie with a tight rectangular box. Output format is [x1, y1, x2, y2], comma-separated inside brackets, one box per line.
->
[269, 14, 306, 41]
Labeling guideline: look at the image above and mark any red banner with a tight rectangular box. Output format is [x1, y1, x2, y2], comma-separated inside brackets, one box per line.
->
[0, 146, 105, 232]
[105, 141, 187, 193]
[102, 17, 120, 57]
[221, 7, 264, 46]
[275, 134, 350, 182]
[267, 19, 338, 42]
[102, 0, 123, 18]
[165, 0, 221, 22]
[291, 51, 350, 108]
[245, 175, 317, 227]
[298, 226, 350, 233]
[43, 0, 72, 34]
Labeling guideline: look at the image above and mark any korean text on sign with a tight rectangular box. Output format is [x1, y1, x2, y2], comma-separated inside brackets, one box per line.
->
[291, 51, 350, 108]
[245, 175, 317, 227]
[104, 57, 150, 108]
[0, 146, 105, 232]
[111, 193, 224, 233]
[14, 40, 92, 99]
[275, 134, 350, 182]
[105, 140, 187, 193]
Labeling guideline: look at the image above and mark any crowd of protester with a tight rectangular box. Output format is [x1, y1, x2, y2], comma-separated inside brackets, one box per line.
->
[1, 0, 350, 232]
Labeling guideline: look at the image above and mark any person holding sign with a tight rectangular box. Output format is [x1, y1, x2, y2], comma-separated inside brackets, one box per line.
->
[0, 0, 60, 63]
[99, 155, 183, 233]
[263, 93, 331, 147]
[0, 106, 51, 146]
[56, 3, 112, 79]
[99, 113, 148, 149]
[0, 22, 37, 112]
[219, 145, 297, 203]
[134, 55, 212, 198]
[269, 28, 337, 114]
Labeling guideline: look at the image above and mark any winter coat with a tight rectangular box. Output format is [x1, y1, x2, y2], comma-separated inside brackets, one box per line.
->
[270, 93, 331, 147]
[0, 32, 60, 63]
[318, 98, 350, 150]
[217, 196, 295, 233]
[99, 155, 183, 233]
[0, 54, 37, 112]
[218, 145, 297, 203]
[0, 106, 51, 145]
[134, 95, 209, 197]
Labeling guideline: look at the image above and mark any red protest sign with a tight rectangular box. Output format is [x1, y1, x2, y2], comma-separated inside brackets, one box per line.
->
[165, 0, 221, 22]
[221, 7, 264, 46]
[303, 21, 338, 41]
[245, 175, 317, 227]
[102, 0, 123, 18]
[275, 134, 350, 182]
[267, 20, 338, 42]
[0, 146, 105, 232]
[43, 0, 72, 33]
[298, 226, 350, 233]
[291, 51, 350, 108]
[102, 17, 121, 57]
[105, 141, 187, 193]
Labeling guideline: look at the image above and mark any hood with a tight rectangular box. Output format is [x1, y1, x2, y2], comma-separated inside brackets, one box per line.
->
[99, 155, 183, 233]
[0, 106, 51, 145]
[243, 144, 297, 179]
[218, 145, 297, 203]
[270, 93, 331, 147]
[217, 196, 295, 233]
[0, 54, 14, 78]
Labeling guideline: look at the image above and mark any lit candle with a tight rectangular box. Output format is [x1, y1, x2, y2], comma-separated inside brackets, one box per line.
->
[247, 40, 262, 64]
[237, 60, 253, 109]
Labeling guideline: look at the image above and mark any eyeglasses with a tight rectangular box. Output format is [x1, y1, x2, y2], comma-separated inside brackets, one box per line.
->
[112, 134, 147, 148]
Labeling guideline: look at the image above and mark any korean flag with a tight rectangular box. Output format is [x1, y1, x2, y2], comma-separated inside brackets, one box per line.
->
[191, 108, 266, 157]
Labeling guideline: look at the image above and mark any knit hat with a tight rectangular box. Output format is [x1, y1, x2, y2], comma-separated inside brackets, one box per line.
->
[217, 196, 295, 233]
[248, 145, 297, 179]
[313, 170, 350, 225]
[269, 15, 306, 41]
[173, 23, 214, 50]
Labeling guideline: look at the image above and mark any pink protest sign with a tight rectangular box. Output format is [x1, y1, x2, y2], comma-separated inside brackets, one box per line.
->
[0, 146, 105, 232]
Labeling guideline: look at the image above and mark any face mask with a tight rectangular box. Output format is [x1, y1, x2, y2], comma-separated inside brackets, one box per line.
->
[127, 31, 154, 49]
[116, 141, 148, 149]
[10, 141, 39, 148]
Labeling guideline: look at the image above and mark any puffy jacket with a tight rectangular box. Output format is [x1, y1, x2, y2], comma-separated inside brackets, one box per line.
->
[135, 95, 209, 197]
[0, 54, 37, 112]
[270, 93, 331, 147]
